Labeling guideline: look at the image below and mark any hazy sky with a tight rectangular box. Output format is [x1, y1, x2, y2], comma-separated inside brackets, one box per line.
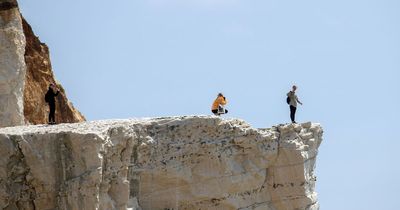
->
[19, 0, 400, 209]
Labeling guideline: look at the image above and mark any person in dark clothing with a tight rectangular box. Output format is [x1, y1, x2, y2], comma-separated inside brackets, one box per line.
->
[45, 83, 59, 124]
[287, 85, 303, 123]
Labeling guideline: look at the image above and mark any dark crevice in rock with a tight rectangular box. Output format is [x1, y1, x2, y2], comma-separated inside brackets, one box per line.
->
[128, 126, 145, 202]
[7, 135, 37, 210]
[0, 1, 18, 12]
[56, 133, 70, 210]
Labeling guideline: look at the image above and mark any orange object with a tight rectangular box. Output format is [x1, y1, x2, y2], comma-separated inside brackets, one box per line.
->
[212, 96, 227, 110]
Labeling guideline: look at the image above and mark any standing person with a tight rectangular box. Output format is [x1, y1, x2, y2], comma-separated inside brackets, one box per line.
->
[211, 93, 228, 116]
[45, 83, 59, 124]
[287, 85, 303, 123]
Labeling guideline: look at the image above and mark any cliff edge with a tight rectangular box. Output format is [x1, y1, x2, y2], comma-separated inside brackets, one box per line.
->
[0, 116, 323, 210]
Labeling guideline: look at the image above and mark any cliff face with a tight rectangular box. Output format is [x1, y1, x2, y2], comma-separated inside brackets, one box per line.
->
[0, 0, 85, 128]
[0, 116, 323, 210]
[0, 0, 26, 127]
[22, 17, 85, 125]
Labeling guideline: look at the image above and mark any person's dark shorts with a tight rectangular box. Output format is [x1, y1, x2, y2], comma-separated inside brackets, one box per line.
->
[211, 109, 228, 114]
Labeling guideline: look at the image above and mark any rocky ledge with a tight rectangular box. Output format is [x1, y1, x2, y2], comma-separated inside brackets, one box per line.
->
[0, 116, 323, 210]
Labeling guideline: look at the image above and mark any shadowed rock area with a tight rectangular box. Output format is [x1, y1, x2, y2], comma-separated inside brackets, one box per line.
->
[0, 116, 323, 210]
[0, 0, 17, 11]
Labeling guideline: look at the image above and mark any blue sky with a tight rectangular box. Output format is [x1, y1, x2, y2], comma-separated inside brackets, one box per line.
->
[20, 0, 400, 209]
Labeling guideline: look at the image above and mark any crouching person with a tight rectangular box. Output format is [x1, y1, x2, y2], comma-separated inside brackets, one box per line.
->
[211, 93, 228, 116]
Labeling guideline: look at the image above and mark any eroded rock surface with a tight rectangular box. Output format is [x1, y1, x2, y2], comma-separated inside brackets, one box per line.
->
[0, 0, 26, 127]
[0, 0, 85, 128]
[0, 116, 322, 210]
[22, 17, 85, 125]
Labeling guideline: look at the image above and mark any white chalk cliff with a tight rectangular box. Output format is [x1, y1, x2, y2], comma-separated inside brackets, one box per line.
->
[0, 116, 323, 210]
[0, 0, 26, 127]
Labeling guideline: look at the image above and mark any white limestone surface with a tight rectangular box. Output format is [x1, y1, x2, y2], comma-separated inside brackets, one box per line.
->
[0, 1, 26, 128]
[0, 116, 323, 210]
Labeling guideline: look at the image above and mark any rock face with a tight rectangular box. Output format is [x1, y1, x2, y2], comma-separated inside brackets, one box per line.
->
[0, 116, 323, 210]
[0, 0, 85, 128]
[22, 17, 85, 125]
[0, 0, 26, 127]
